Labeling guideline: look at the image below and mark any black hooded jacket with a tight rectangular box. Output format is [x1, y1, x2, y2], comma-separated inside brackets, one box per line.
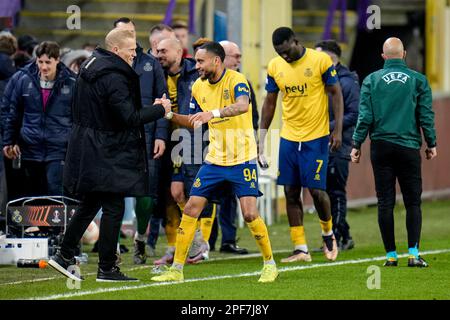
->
[63, 48, 165, 196]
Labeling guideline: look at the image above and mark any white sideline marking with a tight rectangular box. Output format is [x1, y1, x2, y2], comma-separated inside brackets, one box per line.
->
[0, 250, 291, 286]
[20, 248, 450, 300]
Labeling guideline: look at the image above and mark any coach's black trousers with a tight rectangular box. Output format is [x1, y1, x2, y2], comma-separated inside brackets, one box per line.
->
[370, 140, 422, 253]
[60, 192, 124, 270]
[327, 155, 351, 243]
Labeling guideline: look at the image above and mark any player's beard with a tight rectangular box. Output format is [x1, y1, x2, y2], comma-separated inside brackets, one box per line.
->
[159, 58, 170, 70]
[200, 69, 213, 81]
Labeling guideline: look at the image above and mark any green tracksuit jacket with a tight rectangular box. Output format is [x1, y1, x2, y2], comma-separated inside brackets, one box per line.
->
[352, 59, 436, 149]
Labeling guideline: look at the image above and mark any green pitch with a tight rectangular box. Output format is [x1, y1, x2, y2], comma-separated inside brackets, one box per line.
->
[1, 199, 449, 300]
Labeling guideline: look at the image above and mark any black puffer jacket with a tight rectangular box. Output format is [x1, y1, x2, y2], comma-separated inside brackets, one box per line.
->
[63, 48, 165, 196]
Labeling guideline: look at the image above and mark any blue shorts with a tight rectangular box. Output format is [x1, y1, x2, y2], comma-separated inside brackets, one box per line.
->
[180, 164, 200, 195]
[277, 136, 329, 190]
[182, 164, 215, 217]
[189, 161, 263, 200]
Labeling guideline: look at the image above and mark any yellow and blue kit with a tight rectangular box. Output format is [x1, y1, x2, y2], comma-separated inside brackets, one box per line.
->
[189, 69, 262, 199]
[266, 48, 338, 189]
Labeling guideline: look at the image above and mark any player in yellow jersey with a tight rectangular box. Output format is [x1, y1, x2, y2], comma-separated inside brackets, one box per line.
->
[151, 41, 278, 283]
[259, 27, 344, 263]
[154, 38, 215, 266]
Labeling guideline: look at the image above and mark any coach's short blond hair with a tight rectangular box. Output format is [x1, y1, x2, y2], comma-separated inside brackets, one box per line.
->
[105, 29, 135, 50]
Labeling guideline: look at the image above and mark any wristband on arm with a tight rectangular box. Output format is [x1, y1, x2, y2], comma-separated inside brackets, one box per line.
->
[211, 109, 221, 118]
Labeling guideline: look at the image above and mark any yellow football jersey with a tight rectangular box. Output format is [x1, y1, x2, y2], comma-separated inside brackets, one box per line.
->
[190, 69, 257, 166]
[167, 72, 181, 131]
[167, 72, 180, 113]
[266, 48, 338, 142]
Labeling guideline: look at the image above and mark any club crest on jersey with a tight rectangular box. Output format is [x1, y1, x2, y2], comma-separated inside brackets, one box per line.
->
[382, 72, 410, 84]
[223, 89, 230, 100]
[304, 68, 313, 77]
[314, 173, 321, 181]
[193, 178, 201, 188]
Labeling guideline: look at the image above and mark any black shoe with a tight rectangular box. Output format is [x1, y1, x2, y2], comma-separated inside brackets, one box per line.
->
[340, 238, 355, 251]
[133, 240, 147, 265]
[220, 243, 248, 255]
[408, 256, 429, 268]
[96, 266, 139, 282]
[48, 251, 84, 281]
[383, 259, 398, 267]
[322, 235, 335, 252]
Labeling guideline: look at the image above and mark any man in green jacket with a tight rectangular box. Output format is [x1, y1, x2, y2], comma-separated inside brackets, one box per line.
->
[351, 37, 437, 268]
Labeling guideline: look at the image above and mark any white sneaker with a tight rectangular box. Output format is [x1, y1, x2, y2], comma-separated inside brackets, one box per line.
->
[187, 229, 209, 264]
[188, 228, 204, 258]
[202, 242, 210, 260]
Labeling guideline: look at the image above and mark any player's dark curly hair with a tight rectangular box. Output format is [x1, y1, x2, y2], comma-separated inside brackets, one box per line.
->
[199, 41, 225, 62]
[272, 27, 295, 46]
[192, 37, 212, 53]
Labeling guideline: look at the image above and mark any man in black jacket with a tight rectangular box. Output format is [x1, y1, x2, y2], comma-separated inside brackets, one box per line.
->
[114, 17, 169, 264]
[48, 29, 171, 282]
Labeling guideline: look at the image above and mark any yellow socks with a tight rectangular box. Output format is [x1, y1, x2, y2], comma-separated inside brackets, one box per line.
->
[290, 226, 308, 252]
[319, 219, 333, 236]
[173, 214, 198, 266]
[247, 216, 274, 262]
[200, 204, 217, 242]
[177, 202, 185, 214]
[165, 204, 181, 247]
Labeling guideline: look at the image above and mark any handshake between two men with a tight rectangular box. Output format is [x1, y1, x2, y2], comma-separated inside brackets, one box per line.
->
[155, 94, 220, 129]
